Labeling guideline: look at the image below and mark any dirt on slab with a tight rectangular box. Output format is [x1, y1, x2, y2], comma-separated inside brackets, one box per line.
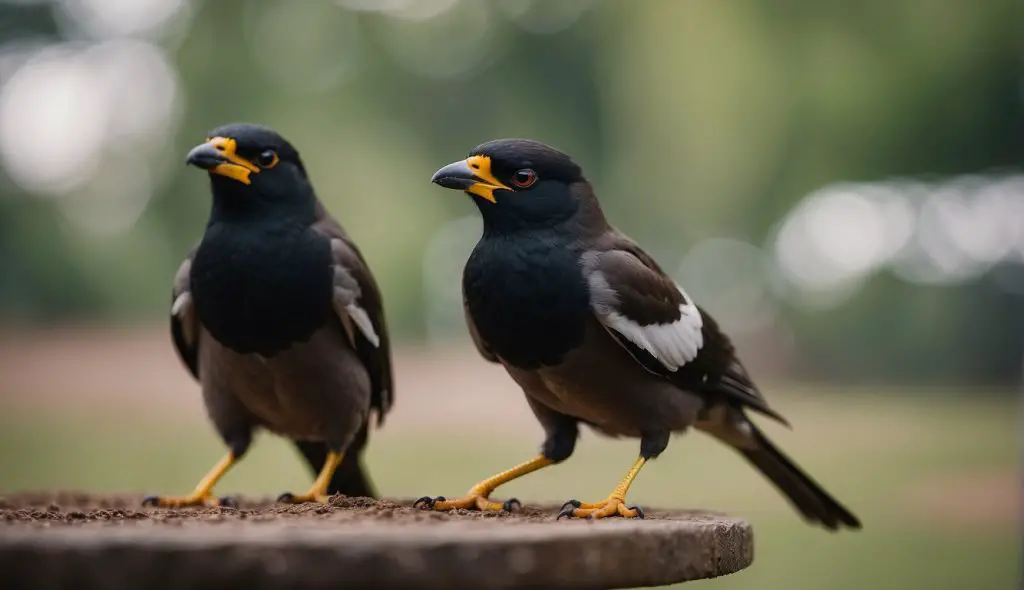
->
[1, 492, 544, 528]
[0, 491, 732, 530]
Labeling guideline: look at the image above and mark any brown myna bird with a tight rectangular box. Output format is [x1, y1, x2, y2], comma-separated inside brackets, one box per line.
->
[417, 139, 860, 531]
[143, 123, 393, 507]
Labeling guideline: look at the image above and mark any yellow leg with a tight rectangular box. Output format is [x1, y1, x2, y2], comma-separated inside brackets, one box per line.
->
[277, 450, 344, 504]
[142, 453, 237, 508]
[558, 456, 648, 520]
[415, 455, 554, 512]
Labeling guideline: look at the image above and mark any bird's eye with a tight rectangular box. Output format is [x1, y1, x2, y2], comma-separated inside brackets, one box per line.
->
[256, 149, 279, 169]
[511, 168, 537, 188]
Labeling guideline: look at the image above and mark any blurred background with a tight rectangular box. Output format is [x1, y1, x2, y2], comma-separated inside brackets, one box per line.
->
[0, 0, 1020, 588]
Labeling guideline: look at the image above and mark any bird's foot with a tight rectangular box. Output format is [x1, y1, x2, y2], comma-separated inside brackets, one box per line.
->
[414, 487, 521, 513]
[276, 490, 330, 505]
[277, 450, 344, 505]
[141, 492, 228, 508]
[557, 496, 644, 520]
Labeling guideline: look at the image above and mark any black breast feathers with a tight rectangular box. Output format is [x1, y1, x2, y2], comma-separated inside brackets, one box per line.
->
[463, 234, 591, 369]
[190, 221, 334, 356]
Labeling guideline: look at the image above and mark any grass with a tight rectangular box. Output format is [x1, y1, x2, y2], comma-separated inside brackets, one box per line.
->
[0, 391, 1017, 590]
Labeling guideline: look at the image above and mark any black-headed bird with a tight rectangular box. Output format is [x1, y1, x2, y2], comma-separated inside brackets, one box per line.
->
[143, 123, 393, 507]
[417, 138, 860, 530]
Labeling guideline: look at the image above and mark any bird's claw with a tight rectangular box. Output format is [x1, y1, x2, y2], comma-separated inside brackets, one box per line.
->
[557, 499, 582, 519]
[414, 491, 515, 513]
[557, 496, 643, 520]
[413, 495, 444, 509]
[141, 493, 221, 508]
[276, 491, 330, 505]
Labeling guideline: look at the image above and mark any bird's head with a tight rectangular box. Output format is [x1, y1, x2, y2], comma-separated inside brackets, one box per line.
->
[186, 123, 314, 218]
[431, 139, 599, 233]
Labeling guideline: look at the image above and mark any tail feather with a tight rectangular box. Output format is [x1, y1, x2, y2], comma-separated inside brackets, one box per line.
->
[293, 424, 377, 498]
[737, 424, 861, 531]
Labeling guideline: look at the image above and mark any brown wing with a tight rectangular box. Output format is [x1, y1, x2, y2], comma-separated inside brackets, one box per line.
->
[170, 246, 200, 380]
[312, 205, 394, 425]
[584, 235, 787, 426]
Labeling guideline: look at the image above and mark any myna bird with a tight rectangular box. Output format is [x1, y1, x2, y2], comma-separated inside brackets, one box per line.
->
[417, 139, 860, 530]
[143, 123, 393, 507]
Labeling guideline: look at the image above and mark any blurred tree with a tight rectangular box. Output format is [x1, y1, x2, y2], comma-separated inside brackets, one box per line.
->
[0, 0, 1021, 386]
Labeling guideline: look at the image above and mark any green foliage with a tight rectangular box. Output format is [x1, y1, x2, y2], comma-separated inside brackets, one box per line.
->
[1, 1, 1022, 383]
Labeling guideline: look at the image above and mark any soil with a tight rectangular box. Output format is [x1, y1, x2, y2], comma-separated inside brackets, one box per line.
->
[0, 491, 556, 528]
[0, 492, 753, 590]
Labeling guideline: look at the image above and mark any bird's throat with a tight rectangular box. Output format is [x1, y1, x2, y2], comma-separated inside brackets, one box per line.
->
[463, 235, 591, 369]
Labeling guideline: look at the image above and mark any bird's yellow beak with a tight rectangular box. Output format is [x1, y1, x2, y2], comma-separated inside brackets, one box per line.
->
[430, 155, 512, 203]
[185, 137, 260, 185]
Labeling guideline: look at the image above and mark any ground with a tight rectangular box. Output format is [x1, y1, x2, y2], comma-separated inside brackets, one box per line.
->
[0, 325, 1018, 590]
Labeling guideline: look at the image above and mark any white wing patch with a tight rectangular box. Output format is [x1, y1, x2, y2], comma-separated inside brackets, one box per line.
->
[589, 269, 704, 371]
[345, 301, 380, 347]
[602, 303, 703, 371]
[332, 259, 380, 348]
[171, 292, 191, 317]
[170, 289, 197, 349]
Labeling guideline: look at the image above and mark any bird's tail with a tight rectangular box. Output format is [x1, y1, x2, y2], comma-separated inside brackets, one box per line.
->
[734, 422, 861, 531]
[293, 425, 377, 498]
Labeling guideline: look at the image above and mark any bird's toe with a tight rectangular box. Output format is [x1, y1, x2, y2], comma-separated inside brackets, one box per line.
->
[140, 492, 217, 508]
[276, 491, 330, 505]
[557, 497, 640, 520]
[415, 493, 511, 513]
[621, 503, 645, 519]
